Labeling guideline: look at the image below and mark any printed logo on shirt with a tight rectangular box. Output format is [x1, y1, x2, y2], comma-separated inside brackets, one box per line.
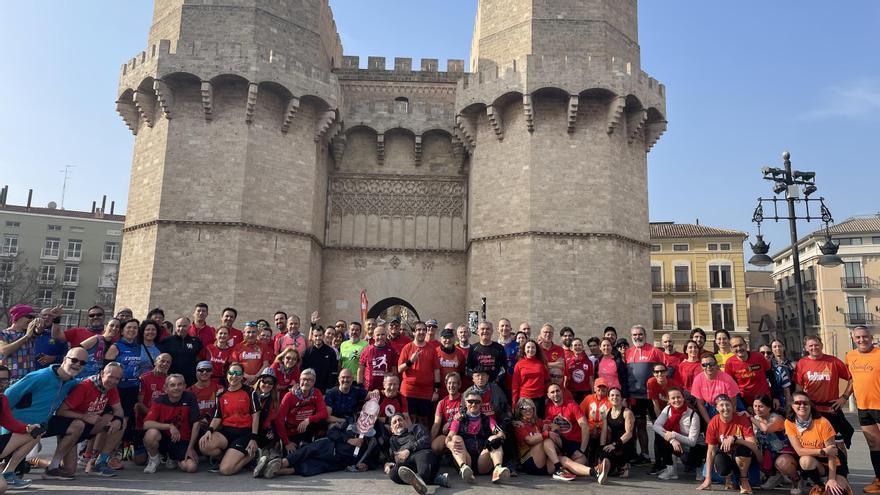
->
[572, 369, 586, 383]
[439, 356, 460, 368]
[552, 414, 573, 434]
[372, 354, 389, 372]
[805, 366, 832, 382]
[384, 403, 398, 417]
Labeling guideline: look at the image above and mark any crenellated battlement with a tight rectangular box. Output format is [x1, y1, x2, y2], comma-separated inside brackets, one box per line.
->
[336, 56, 465, 83]
[456, 53, 665, 115]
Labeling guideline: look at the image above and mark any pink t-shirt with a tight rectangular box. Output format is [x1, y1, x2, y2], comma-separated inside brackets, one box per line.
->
[597, 356, 621, 389]
[690, 371, 741, 403]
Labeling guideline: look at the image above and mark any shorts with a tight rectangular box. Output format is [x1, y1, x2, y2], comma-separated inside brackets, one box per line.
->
[519, 457, 546, 475]
[158, 435, 190, 461]
[406, 397, 434, 418]
[46, 415, 96, 443]
[630, 398, 653, 418]
[561, 438, 583, 458]
[217, 426, 253, 455]
[815, 454, 849, 477]
[858, 408, 880, 427]
[0, 433, 11, 453]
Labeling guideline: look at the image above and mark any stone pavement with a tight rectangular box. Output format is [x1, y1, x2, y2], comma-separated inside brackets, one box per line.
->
[27, 416, 877, 495]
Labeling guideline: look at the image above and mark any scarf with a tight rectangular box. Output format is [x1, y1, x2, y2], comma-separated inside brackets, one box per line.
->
[795, 416, 813, 433]
[664, 403, 688, 432]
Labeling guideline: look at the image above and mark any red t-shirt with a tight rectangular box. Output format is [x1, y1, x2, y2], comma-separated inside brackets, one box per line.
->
[646, 376, 682, 409]
[214, 387, 254, 429]
[231, 342, 271, 376]
[64, 327, 117, 347]
[204, 344, 234, 382]
[226, 327, 244, 348]
[64, 379, 120, 414]
[677, 360, 703, 389]
[794, 355, 852, 410]
[512, 357, 550, 403]
[544, 399, 585, 442]
[275, 389, 328, 444]
[436, 346, 467, 383]
[662, 352, 685, 376]
[388, 334, 412, 356]
[724, 352, 771, 402]
[398, 342, 439, 400]
[188, 381, 223, 419]
[706, 413, 754, 445]
[542, 344, 566, 366]
[359, 345, 399, 391]
[269, 362, 301, 391]
[137, 371, 168, 428]
[379, 392, 408, 419]
[565, 354, 594, 393]
[188, 323, 217, 348]
[144, 392, 200, 441]
[435, 395, 462, 431]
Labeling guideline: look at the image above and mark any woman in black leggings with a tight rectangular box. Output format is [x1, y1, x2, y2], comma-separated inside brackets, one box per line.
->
[599, 387, 636, 481]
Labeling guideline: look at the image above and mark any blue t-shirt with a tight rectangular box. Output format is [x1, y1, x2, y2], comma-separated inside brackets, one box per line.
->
[33, 333, 69, 369]
[324, 385, 367, 420]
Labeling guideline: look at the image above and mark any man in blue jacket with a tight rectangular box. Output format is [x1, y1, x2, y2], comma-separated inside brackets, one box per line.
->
[4, 347, 85, 430]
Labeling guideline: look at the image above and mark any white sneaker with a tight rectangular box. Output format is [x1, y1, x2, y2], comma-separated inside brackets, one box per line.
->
[762, 473, 785, 489]
[143, 455, 160, 474]
[658, 465, 678, 480]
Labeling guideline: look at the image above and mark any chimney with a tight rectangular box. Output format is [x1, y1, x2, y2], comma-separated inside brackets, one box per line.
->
[26, 189, 33, 210]
[110, 201, 115, 215]
[101, 195, 107, 212]
[91, 201, 96, 213]
[0, 185, 7, 206]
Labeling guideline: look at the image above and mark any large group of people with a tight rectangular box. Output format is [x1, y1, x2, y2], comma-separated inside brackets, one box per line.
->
[0, 302, 878, 495]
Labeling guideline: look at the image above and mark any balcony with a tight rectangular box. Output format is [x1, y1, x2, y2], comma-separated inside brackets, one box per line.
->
[40, 249, 59, 260]
[774, 290, 785, 302]
[788, 317, 799, 329]
[651, 283, 698, 294]
[785, 286, 796, 296]
[844, 313, 875, 326]
[37, 276, 56, 286]
[62, 277, 79, 287]
[63, 250, 82, 262]
[775, 319, 785, 329]
[841, 277, 877, 290]
[803, 280, 817, 291]
[805, 313, 818, 325]
[651, 283, 664, 293]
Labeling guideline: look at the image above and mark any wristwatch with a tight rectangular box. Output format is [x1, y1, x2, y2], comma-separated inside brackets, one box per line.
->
[819, 448, 826, 456]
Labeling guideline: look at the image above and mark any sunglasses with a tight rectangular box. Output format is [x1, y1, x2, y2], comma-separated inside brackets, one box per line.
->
[197, 368, 212, 373]
[653, 369, 667, 374]
[761, 351, 773, 355]
[67, 356, 87, 365]
[88, 313, 104, 318]
[227, 370, 244, 377]
[519, 405, 533, 410]
[550, 374, 563, 378]
[701, 362, 716, 368]
[466, 399, 482, 405]
[792, 401, 811, 406]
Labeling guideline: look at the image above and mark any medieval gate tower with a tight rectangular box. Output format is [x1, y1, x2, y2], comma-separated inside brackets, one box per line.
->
[115, 0, 667, 331]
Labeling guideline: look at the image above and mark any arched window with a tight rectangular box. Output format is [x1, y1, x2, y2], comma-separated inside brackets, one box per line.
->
[394, 96, 409, 114]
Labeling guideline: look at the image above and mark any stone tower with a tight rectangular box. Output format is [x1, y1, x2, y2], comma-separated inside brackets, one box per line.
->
[114, 0, 666, 331]
[115, 0, 343, 319]
[459, 0, 667, 331]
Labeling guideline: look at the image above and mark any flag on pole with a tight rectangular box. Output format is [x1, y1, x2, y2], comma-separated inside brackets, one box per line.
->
[360, 289, 368, 323]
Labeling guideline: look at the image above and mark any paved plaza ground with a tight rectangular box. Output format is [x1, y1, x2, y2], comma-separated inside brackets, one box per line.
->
[24, 414, 877, 495]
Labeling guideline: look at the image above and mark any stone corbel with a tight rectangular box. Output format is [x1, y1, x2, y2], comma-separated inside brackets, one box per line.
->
[331, 135, 346, 169]
[644, 120, 668, 152]
[153, 80, 173, 120]
[245, 83, 258, 124]
[315, 110, 336, 142]
[414, 134, 423, 166]
[523, 94, 534, 132]
[377, 134, 385, 165]
[200, 82, 213, 121]
[606, 95, 625, 135]
[281, 97, 300, 134]
[627, 109, 648, 144]
[454, 114, 476, 150]
[116, 98, 139, 135]
[567, 95, 579, 133]
[452, 135, 467, 174]
[133, 89, 156, 128]
[486, 105, 503, 141]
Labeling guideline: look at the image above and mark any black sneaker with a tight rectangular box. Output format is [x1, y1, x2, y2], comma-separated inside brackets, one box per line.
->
[208, 457, 220, 473]
[633, 454, 653, 466]
[649, 464, 664, 475]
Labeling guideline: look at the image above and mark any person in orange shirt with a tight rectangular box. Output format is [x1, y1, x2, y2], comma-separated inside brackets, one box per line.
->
[846, 326, 880, 493]
[579, 378, 611, 466]
[794, 334, 854, 449]
[776, 391, 851, 495]
[231, 323, 270, 385]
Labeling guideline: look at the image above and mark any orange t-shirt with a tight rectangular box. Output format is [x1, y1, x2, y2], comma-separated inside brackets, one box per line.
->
[579, 394, 611, 432]
[784, 416, 835, 450]
[846, 347, 880, 410]
[705, 413, 754, 445]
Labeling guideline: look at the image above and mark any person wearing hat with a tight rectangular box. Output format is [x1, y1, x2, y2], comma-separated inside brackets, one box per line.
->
[387, 317, 412, 356]
[579, 377, 612, 467]
[187, 359, 223, 423]
[436, 328, 466, 385]
[251, 367, 280, 477]
[1, 304, 50, 381]
[424, 320, 440, 354]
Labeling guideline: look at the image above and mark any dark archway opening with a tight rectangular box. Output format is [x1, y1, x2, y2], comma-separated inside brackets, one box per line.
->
[367, 297, 420, 326]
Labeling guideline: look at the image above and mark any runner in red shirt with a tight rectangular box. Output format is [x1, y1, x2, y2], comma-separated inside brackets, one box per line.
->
[269, 347, 301, 391]
[723, 336, 772, 405]
[187, 303, 216, 348]
[660, 332, 686, 377]
[794, 334, 855, 448]
[133, 353, 172, 464]
[218, 307, 244, 347]
[699, 393, 760, 492]
[560, 327, 576, 361]
[387, 318, 412, 355]
[378, 374, 409, 424]
[539, 324, 566, 371]
[231, 324, 271, 385]
[397, 321, 440, 426]
[204, 327, 235, 384]
[274, 369, 328, 447]
[436, 328, 467, 383]
[142, 374, 200, 474]
[358, 325, 398, 391]
[512, 340, 550, 415]
[564, 338, 594, 404]
[63, 305, 113, 347]
[188, 360, 224, 421]
[431, 372, 462, 454]
[647, 362, 682, 417]
[676, 341, 704, 389]
[578, 378, 611, 466]
[198, 362, 258, 475]
[543, 383, 593, 480]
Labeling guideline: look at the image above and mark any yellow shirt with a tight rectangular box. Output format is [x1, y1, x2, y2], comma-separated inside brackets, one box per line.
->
[716, 351, 735, 371]
[846, 346, 880, 410]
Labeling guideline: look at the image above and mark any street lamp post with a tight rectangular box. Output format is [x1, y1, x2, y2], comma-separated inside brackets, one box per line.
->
[748, 151, 843, 348]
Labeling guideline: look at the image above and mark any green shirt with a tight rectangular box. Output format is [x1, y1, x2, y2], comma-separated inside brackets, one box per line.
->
[340, 339, 369, 375]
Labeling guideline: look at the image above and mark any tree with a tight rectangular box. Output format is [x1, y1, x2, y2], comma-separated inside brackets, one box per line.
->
[0, 253, 43, 327]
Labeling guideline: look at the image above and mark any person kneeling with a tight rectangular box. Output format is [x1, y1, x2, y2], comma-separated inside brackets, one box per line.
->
[142, 374, 200, 474]
[387, 413, 448, 493]
[698, 394, 760, 494]
[446, 389, 509, 484]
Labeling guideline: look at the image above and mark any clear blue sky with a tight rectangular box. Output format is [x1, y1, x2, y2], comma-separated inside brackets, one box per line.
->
[1, 1, 878, 253]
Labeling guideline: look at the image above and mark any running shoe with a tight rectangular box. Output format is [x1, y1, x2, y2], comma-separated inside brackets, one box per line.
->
[253, 455, 269, 478]
[398, 466, 428, 495]
[762, 473, 785, 489]
[492, 465, 510, 484]
[658, 465, 678, 480]
[143, 454, 161, 474]
[864, 479, 880, 495]
[552, 468, 576, 481]
[433, 473, 450, 488]
[459, 464, 475, 483]
[91, 462, 117, 477]
[263, 458, 283, 479]
[2, 473, 32, 490]
[42, 468, 75, 480]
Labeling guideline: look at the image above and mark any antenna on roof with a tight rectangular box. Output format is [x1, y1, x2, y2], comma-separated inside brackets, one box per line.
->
[60, 164, 75, 209]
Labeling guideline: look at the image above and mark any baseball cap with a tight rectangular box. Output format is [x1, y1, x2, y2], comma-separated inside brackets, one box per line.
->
[390, 316, 401, 324]
[439, 328, 454, 338]
[196, 360, 213, 371]
[593, 378, 609, 388]
[426, 319, 438, 327]
[257, 367, 277, 382]
[8, 304, 35, 323]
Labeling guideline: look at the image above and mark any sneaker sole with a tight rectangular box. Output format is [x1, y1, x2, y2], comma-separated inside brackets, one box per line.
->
[399, 467, 427, 495]
[460, 465, 475, 483]
[41, 474, 75, 481]
[253, 456, 268, 478]
[264, 459, 282, 479]
[493, 468, 510, 484]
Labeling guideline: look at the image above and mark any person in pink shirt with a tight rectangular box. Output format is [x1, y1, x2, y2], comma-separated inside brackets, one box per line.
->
[274, 314, 308, 357]
[691, 354, 741, 425]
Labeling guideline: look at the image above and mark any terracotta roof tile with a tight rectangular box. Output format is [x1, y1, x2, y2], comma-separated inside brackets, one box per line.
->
[649, 222, 748, 239]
